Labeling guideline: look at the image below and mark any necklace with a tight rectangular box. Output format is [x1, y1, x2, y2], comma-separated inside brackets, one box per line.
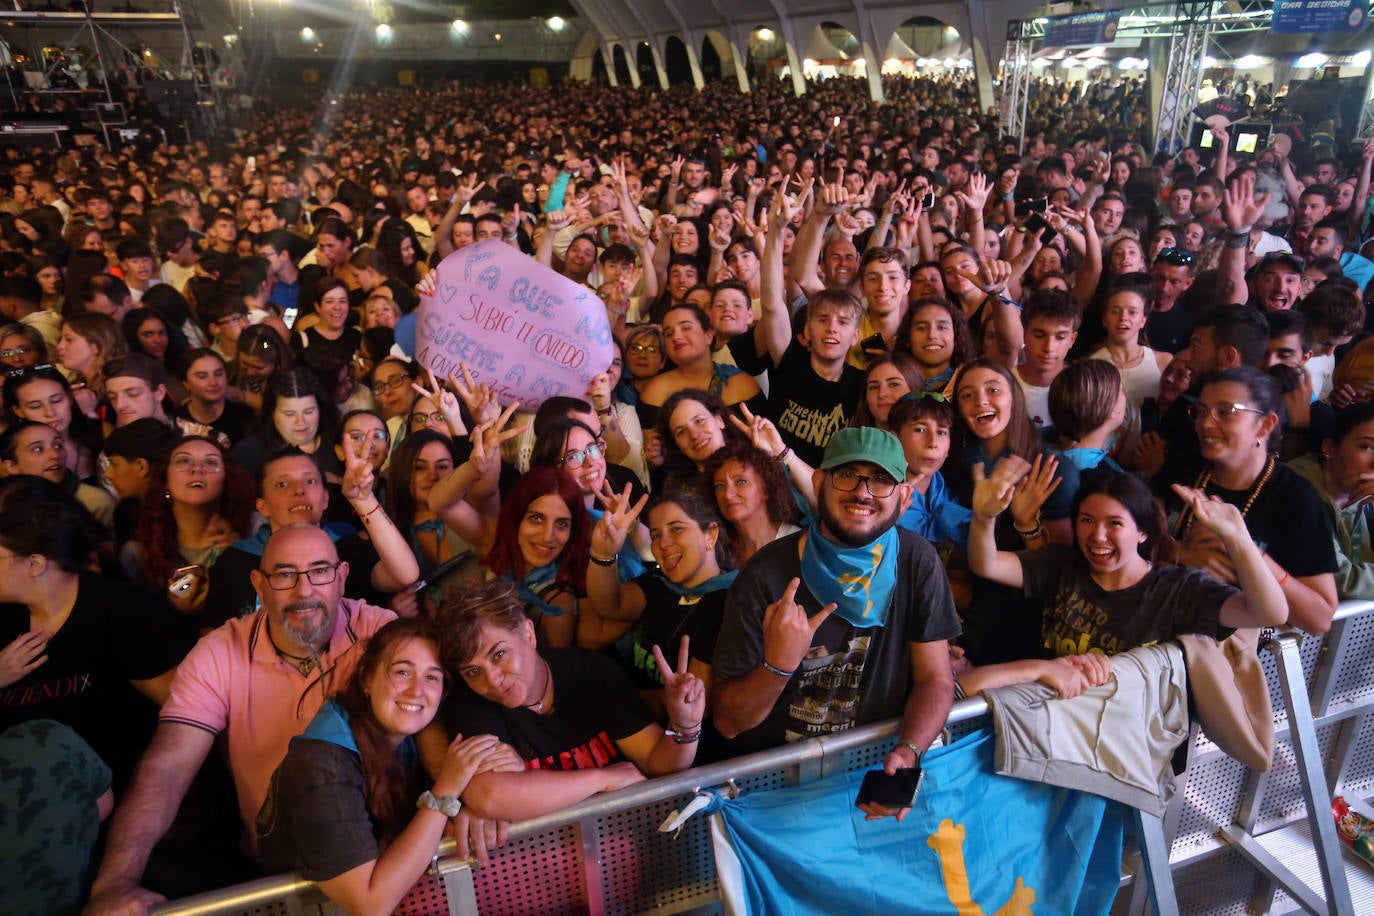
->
[1174, 455, 1275, 538]
[268, 626, 322, 676]
[524, 658, 553, 714]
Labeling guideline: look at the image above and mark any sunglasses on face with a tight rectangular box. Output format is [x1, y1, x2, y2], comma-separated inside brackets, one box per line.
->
[1156, 248, 1195, 266]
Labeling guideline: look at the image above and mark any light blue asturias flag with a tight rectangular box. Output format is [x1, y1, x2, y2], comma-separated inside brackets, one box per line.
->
[706, 727, 1124, 915]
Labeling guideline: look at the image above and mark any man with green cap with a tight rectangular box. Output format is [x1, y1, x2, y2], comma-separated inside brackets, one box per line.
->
[711, 426, 960, 817]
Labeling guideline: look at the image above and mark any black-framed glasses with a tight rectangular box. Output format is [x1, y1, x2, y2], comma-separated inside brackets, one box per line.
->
[1157, 247, 1195, 266]
[1187, 402, 1267, 423]
[828, 466, 899, 498]
[560, 441, 605, 468]
[372, 374, 413, 394]
[258, 562, 342, 591]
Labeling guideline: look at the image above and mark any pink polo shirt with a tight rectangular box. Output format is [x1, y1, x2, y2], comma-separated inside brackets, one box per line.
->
[160, 598, 396, 835]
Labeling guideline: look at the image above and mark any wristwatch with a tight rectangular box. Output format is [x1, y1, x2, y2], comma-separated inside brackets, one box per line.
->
[896, 740, 923, 762]
[417, 790, 462, 817]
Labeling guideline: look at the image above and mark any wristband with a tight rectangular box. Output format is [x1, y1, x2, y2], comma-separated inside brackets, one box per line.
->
[417, 790, 462, 817]
[775, 446, 792, 463]
[761, 658, 795, 678]
[359, 502, 383, 521]
[589, 552, 618, 567]
[665, 724, 702, 744]
[1016, 525, 1046, 542]
[1277, 568, 1291, 587]
[1224, 233, 1249, 250]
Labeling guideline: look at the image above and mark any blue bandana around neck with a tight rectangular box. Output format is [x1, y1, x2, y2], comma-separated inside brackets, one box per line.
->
[897, 472, 971, 546]
[586, 506, 648, 580]
[512, 563, 571, 618]
[661, 568, 738, 599]
[296, 699, 418, 770]
[799, 527, 899, 629]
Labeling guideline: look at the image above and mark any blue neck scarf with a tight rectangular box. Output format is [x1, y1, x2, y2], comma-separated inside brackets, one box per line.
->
[587, 506, 647, 579]
[1060, 447, 1122, 473]
[897, 472, 971, 547]
[511, 563, 571, 618]
[661, 568, 738, 599]
[799, 527, 899, 629]
[923, 366, 954, 392]
[296, 699, 417, 769]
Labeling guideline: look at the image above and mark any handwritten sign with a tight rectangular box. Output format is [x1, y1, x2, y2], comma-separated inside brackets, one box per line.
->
[415, 240, 614, 409]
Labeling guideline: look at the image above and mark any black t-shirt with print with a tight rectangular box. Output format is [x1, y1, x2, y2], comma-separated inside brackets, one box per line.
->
[1162, 459, 1338, 579]
[711, 529, 961, 756]
[0, 575, 193, 789]
[765, 343, 864, 467]
[1020, 545, 1235, 657]
[442, 647, 655, 770]
[616, 573, 728, 691]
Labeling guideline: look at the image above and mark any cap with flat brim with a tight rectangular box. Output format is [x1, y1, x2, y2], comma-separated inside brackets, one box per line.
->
[818, 427, 908, 482]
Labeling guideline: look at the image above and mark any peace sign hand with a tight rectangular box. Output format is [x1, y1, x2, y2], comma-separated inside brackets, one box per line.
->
[592, 480, 649, 557]
[761, 577, 836, 673]
[450, 363, 500, 425]
[342, 429, 377, 502]
[728, 403, 786, 457]
[654, 636, 706, 733]
[411, 368, 465, 435]
[469, 400, 526, 476]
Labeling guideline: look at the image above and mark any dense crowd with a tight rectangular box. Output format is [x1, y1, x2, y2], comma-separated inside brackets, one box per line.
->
[2, 72, 1374, 915]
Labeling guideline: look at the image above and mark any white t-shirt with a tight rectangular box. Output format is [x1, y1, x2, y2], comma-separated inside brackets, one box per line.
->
[1012, 366, 1052, 430]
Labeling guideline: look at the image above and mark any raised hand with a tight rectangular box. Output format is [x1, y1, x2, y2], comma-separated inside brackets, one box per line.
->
[585, 372, 613, 414]
[708, 221, 732, 252]
[956, 171, 991, 213]
[546, 209, 572, 231]
[1171, 484, 1250, 545]
[456, 175, 486, 207]
[970, 461, 1022, 521]
[411, 368, 465, 436]
[816, 167, 850, 215]
[415, 271, 439, 299]
[341, 431, 378, 502]
[449, 363, 500, 425]
[1010, 452, 1061, 528]
[729, 403, 786, 457]
[1222, 170, 1269, 232]
[592, 481, 649, 557]
[0, 628, 48, 688]
[761, 578, 835, 673]
[469, 400, 526, 475]
[654, 636, 706, 734]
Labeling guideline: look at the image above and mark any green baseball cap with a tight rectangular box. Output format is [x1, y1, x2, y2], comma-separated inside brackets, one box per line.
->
[818, 427, 907, 482]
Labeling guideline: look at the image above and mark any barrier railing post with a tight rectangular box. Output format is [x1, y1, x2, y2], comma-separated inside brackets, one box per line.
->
[1222, 634, 1355, 915]
[1133, 809, 1180, 916]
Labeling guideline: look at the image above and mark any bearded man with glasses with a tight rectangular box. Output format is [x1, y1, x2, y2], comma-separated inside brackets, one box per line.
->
[710, 427, 961, 820]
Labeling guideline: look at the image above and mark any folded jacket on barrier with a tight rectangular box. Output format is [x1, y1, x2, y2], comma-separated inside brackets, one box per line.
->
[983, 642, 1190, 817]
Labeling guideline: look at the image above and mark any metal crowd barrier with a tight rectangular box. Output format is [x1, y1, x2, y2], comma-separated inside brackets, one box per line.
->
[149, 600, 1374, 916]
